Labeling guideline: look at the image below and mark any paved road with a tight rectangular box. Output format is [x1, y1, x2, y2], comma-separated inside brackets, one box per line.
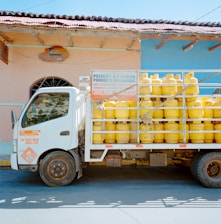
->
[1, 166, 221, 224]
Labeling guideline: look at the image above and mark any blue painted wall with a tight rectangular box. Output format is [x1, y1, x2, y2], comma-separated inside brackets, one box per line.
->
[141, 39, 221, 94]
[141, 39, 221, 70]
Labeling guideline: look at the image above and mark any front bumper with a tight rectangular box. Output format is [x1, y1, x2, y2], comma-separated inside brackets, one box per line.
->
[10, 153, 18, 170]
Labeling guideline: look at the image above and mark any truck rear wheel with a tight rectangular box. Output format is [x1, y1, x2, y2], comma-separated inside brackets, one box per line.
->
[39, 151, 76, 187]
[195, 152, 221, 188]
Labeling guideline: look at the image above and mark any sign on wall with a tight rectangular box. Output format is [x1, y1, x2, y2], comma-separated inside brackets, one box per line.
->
[91, 70, 137, 101]
[39, 46, 69, 62]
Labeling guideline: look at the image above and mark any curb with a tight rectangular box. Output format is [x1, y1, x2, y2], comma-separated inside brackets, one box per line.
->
[0, 155, 11, 167]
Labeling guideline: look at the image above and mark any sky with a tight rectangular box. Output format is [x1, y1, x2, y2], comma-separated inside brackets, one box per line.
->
[0, 0, 221, 23]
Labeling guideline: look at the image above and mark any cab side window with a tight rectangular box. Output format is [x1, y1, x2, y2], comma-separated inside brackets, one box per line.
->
[22, 93, 69, 127]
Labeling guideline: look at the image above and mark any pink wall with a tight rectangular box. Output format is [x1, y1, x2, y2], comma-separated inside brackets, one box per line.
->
[0, 46, 140, 142]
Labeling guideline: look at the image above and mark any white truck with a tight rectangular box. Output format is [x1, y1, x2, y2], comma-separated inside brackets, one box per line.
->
[10, 70, 221, 187]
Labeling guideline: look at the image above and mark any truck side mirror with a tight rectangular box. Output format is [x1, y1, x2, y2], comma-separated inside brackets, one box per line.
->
[11, 110, 17, 129]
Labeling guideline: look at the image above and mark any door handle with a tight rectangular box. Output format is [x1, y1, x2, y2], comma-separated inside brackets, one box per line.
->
[60, 131, 70, 136]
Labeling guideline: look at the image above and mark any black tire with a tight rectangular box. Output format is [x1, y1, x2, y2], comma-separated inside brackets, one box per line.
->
[39, 151, 76, 187]
[195, 152, 221, 188]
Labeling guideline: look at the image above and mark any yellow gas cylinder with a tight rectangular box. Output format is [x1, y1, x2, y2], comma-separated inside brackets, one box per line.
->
[104, 101, 115, 119]
[187, 99, 204, 120]
[92, 102, 102, 119]
[140, 122, 154, 143]
[153, 122, 164, 143]
[152, 100, 164, 119]
[164, 98, 179, 119]
[175, 74, 183, 94]
[139, 100, 153, 120]
[162, 73, 177, 95]
[129, 101, 137, 119]
[189, 122, 204, 143]
[203, 98, 214, 119]
[179, 121, 189, 143]
[115, 101, 129, 119]
[92, 102, 103, 125]
[151, 74, 162, 97]
[178, 100, 188, 119]
[215, 123, 221, 143]
[129, 122, 138, 143]
[184, 72, 199, 101]
[116, 122, 129, 143]
[165, 121, 179, 143]
[139, 73, 151, 100]
[105, 122, 116, 143]
[204, 121, 214, 143]
[213, 97, 221, 118]
[92, 123, 104, 144]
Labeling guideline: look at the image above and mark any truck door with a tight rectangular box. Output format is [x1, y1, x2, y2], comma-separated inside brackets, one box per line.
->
[17, 91, 74, 165]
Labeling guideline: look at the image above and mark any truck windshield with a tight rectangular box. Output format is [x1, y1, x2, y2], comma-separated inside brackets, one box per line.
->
[21, 92, 69, 128]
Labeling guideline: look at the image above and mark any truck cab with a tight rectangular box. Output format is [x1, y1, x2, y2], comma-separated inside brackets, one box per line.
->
[11, 87, 86, 186]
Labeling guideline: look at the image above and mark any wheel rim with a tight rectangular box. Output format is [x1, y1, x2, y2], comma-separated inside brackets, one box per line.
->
[207, 161, 221, 178]
[48, 159, 69, 180]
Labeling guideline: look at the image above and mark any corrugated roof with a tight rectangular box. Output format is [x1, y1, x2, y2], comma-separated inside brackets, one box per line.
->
[1, 10, 221, 36]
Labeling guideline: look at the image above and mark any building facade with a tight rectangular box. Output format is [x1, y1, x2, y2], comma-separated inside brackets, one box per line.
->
[1, 11, 221, 152]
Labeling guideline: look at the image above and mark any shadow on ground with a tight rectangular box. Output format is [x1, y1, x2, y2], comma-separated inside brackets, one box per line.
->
[1, 166, 221, 209]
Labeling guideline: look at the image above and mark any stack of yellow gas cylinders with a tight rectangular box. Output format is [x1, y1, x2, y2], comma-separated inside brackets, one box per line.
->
[92, 72, 221, 144]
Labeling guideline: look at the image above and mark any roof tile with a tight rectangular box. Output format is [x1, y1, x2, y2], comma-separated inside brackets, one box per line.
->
[1, 10, 221, 36]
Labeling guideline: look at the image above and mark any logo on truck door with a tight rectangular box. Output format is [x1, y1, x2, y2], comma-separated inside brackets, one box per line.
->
[19, 130, 40, 145]
[21, 147, 37, 164]
[19, 130, 40, 136]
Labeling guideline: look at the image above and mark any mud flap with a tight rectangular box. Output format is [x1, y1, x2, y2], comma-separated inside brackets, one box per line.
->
[69, 149, 83, 179]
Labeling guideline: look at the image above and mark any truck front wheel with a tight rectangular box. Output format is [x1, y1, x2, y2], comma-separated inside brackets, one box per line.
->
[39, 151, 76, 186]
[195, 152, 221, 188]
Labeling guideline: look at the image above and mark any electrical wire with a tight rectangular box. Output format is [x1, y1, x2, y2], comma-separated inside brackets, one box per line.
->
[194, 4, 221, 21]
[21, 0, 58, 11]
[10, 48, 135, 66]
